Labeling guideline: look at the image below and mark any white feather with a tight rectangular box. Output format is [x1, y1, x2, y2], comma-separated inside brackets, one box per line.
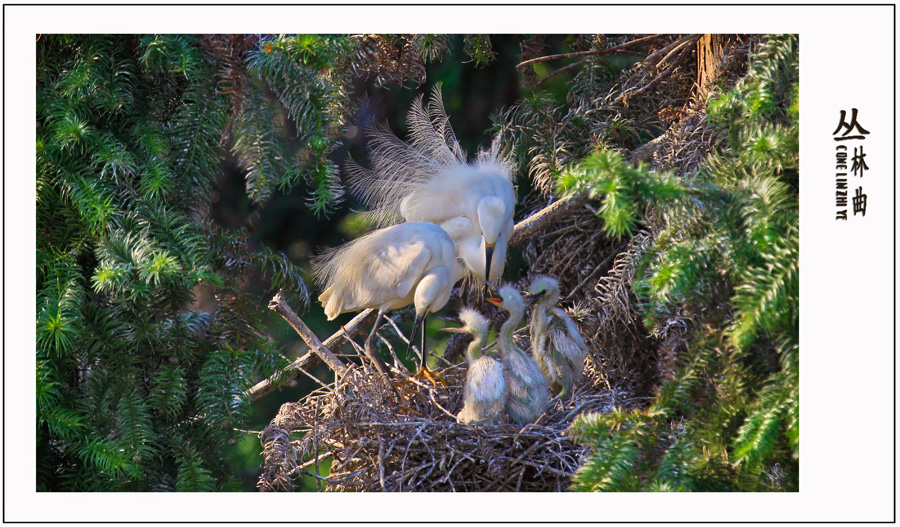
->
[346, 85, 516, 282]
[452, 308, 507, 425]
[528, 276, 587, 399]
[313, 222, 465, 320]
[492, 285, 549, 425]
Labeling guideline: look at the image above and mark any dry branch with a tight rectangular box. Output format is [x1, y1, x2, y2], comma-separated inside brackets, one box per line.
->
[515, 34, 661, 69]
[268, 292, 348, 376]
[509, 192, 590, 246]
[246, 308, 376, 402]
[616, 35, 701, 106]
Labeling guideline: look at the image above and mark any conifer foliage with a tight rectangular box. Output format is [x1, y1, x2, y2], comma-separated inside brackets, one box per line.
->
[563, 35, 799, 491]
[36, 35, 340, 490]
[36, 33, 800, 493]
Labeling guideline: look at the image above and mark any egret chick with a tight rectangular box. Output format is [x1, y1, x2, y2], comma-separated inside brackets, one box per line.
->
[442, 308, 507, 425]
[487, 285, 549, 425]
[346, 87, 516, 284]
[527, 275, 587, 402]
[314, 222, 465, 386]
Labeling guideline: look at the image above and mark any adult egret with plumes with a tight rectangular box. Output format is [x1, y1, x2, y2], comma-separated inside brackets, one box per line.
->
[442, 308, 507, 425]
[486, 285, 549, 425]
[314, 222, 466, 386]
[346, 87, 516, 285]
[526, 275, 587, 401]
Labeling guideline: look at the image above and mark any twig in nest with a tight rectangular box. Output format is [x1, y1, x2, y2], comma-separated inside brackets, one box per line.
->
[382, 315, 417, 358]
[376, 333, 411, 375]
[297, 365, 335, 393]
[314, 396, 321, 491]
[564, 241, 628, 301]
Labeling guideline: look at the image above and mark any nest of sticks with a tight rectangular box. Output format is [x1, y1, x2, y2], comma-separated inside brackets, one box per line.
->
[257, 320, 642, 492]
[257, 204, 650, 492]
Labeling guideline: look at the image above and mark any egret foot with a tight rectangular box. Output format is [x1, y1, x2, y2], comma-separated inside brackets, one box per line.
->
[393, 378, 424, 396]
[413, 365, 447, 387]
[547, 384, 573, 408]
[393, 365, 448, 397]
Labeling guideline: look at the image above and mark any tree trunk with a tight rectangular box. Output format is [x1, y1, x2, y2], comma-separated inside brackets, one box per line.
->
[696, 34, 726, 100]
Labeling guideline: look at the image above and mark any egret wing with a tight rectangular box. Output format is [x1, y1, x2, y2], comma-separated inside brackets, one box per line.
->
[340, 237, 433, 308]
[550, 307, 587, 349]
[316, 228, 437, 318]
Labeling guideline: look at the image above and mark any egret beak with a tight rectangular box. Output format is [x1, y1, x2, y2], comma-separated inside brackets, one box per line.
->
[524, 290, 547, 304]
[484, 242, 495, 283]
[486, 297, 502, 307]
[440, 325, 465, 334]
[406, 314, 424, 360]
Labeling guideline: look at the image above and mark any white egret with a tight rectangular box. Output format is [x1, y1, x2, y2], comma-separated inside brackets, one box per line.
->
[314, 222, 466, 386]
[486, 285, 549, 425]
[345, 87, 516, 284]
[526, 275, 587, 401]
[442, 308, 507, 425]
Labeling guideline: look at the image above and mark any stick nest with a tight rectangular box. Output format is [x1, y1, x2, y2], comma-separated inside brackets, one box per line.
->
[258, 331, 643, 492]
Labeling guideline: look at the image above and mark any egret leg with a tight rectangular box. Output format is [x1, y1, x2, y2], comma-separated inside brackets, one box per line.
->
[405, 314, 424, 362]
[479, 279, 498, 309]
[393, 314, 438, 397]
[364, 310, 401, 402]
[419, 315, 426, 368]
[484, 244, 494, 287]
[548, 377, 572, 408]
[412, 314, 446, 387]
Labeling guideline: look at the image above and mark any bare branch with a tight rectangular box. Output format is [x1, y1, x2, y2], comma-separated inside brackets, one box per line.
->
[268, 292, 348, 376]
[247, 306, 377, 402]
[515, 34, 661, 70]
[616, 36, 699, 106]
[510, 192, 590, 246]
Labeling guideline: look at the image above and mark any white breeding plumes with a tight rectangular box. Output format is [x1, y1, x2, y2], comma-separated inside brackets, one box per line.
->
[487, 285, 549, 426]
[345, 86, 516, 283]
[527, 275, 587, 401]
[313, 222, 466, 384]
[443, 308, 507, 425]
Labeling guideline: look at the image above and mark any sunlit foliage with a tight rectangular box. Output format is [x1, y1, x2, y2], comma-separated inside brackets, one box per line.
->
[566, 35, 799, 491]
